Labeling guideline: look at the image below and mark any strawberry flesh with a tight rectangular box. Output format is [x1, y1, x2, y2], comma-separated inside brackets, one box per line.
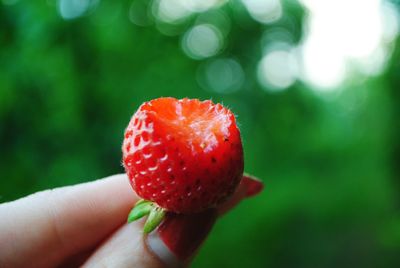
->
[123, 98, 244, 213]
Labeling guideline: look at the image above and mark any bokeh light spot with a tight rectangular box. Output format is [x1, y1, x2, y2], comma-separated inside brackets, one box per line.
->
[258, 46, 297, 91]
[298, 0, 400, 91]
[181, 24, 223, 60]
[58, 0, 97, 20]
[183, 0, 226, 12]
[196, 10, 231, 37]
[197, 58, 245, 94]
[241, 0, 282, 24]
[153, 0, 191, 23]
[300, 36, 346, 90]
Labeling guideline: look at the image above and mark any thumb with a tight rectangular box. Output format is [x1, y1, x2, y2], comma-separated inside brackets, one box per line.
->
[83, 175, 263, 268]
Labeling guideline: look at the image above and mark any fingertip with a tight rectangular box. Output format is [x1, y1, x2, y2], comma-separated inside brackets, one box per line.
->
[242, 174, 264, 197]
[144, 209, 218, 268]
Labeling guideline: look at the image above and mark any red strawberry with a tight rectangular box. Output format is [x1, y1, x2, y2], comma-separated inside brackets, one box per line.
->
[122, 97, 244, 232]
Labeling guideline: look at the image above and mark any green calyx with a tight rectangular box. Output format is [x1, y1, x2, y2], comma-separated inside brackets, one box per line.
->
[127, 199, 166, 234]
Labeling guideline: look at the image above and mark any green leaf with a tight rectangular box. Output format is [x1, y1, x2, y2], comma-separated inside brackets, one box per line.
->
[127, 201, 153, 223]
[143, 206, 166, 233]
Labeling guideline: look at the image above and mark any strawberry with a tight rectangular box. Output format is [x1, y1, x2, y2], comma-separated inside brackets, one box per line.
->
[122, 97, 244, 232]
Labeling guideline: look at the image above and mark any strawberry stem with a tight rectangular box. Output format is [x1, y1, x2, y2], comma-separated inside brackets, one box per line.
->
[127, 200, 153, 223]
[143, 206, 166, 233]
[127, 199, 166, 233]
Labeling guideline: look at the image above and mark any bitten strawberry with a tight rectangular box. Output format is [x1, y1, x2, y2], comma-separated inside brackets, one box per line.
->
[122, 97, 244, 232]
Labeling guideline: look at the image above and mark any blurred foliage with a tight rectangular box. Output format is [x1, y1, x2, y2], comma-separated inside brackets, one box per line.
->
[1, 0, 400, 267]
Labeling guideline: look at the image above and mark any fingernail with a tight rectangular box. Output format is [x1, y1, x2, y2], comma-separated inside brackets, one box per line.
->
[242, 174, 264, 197]
[146, 209, 217, 267]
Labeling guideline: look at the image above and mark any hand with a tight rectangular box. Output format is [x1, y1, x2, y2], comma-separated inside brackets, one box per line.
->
[0, 174, 262, 267]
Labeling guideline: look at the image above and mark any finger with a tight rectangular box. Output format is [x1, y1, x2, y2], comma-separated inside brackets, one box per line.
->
[82, 222, 164, 268]
[0, 174, 137, 268]
[147, 209, 217, 267]
[83, 175, 263, 268]
[147, 175, 263, 267]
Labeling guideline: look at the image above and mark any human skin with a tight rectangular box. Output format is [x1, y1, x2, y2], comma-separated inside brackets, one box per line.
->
[0, 174, 262, 267]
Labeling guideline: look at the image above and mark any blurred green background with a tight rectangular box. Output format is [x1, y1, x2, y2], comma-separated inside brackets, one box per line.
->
[1, 0, 400, 267]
